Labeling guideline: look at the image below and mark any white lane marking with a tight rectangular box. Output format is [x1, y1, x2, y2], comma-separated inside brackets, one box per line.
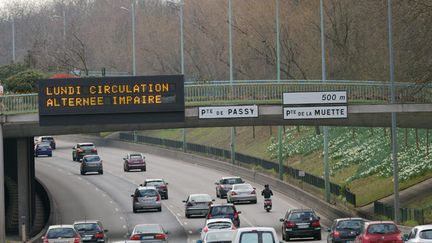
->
[120, 216, 124, 220]
[188, 230, 193, 234]
[86, 182, 90, 185]
[241, 215, 255, 227]
[110, 201, 113, 204]
[95, 187, 100, 191]
[184, 222, 188, 225]
[177, 213, 181, 217]
[163, 202, 183, 226]
[123, 225, 127, 229]
[169, 205, 174, 208]
[102, 193, 107, 197]
[77, 177, 82, 180]
[115, 208, 119, 212]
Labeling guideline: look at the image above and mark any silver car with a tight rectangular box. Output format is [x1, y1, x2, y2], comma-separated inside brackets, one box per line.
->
[80, 155, 103, 175]
[183, 194, 214, 218]
[404, 224, 432, 243]
[227, 183, 257, 204]
[131, 186, 162, 213]
[129, 224, 169, 242]
[42, 225, 82, 243]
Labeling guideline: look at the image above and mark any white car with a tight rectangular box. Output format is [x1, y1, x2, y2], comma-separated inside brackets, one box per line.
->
[404, 224, 432, 243]
[42, 225, 82, 243]
[227, 183, 257, 204]
[231, 227, 282, 243]
[200, 218, 236, 240]
[198, 230, 234, 243]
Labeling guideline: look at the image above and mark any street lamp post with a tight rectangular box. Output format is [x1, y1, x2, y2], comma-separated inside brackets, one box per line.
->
[275, 0, 284, 180]
[228, 0, 236, 164]
[131, 1, 136, 76]
[12, 17, 16, 63]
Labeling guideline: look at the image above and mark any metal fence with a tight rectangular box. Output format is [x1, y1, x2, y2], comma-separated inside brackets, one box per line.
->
[1, 80, 432, 115]
[374, 201, 428, 224]
[119, 132, 356, 206]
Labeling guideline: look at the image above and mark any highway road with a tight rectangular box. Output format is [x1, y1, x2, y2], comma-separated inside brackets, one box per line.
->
[35, 137, 329, 242]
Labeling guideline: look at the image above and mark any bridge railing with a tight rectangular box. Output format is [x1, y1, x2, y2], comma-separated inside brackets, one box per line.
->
[1, 80, 431, 114]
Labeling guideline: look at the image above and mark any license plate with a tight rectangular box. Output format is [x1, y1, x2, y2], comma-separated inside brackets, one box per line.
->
[298, 224, 309, 229]
[142, 235, 154, 240]
[83, 236, 92, 240]
[346, 241, 354, 243]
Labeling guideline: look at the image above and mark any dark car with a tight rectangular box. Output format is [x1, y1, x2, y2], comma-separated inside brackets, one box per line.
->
[206, 203, 241, 228]
[80, 155, 103, 175]
[280, 209, 322, 241]
[215, 176, 244, 199]
[34, 143, 52, 157]
[327, 218, 364, 243]
[36, 136, 56, 149]
[72, 143, 97, 161]
[123, 153, 146, 172]
[141, 179, 168, 199]
[73, 220, 108, 243]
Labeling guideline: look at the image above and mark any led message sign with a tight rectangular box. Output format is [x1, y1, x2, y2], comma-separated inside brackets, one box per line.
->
[38, 75, 184, 125]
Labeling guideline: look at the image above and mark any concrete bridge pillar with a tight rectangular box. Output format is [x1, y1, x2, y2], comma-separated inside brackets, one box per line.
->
[17, 137, 35, 241]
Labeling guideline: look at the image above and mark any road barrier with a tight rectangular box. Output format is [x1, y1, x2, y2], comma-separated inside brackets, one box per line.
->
[119, 132, 356, 206]
[374, 201, 429, 224]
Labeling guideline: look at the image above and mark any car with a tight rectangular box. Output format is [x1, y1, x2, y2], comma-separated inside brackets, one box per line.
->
[80, 155, 103, 175]
[355, 221, 402, 243]
[72, 143, 97, 161]
[131, 186, 162, 213]
[206, 203, 241, 228]
[231, 227, 282, 243]
[279, 208, 322, 241]
[129, 224, 168, 242]
[183, 194, 215, 218]
[200, 218, 236, 240]
[42, 224, 82, 243]
[197, 229, 234, 243]
[404, 224, 432, 243]
[215, 177, 245, 199]
[34, 143, 53, 157]
[326, 218, 364, 243]
[36, 136, 56, 149]
[123, 153, 146, 172]
[227, 183, 257, 204]
[141, 179, 168, 199]
[73, 220, 108, 242]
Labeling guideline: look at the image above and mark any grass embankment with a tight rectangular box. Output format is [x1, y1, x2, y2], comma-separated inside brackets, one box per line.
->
[137, 126, 432, 209]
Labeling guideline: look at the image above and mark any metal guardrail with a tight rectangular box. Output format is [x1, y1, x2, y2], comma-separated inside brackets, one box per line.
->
[374, 201, 428, 224]
[1, 80, 431, 114]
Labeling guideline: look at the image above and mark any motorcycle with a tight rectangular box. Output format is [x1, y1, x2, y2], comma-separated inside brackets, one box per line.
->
[264, 198, 272, 212]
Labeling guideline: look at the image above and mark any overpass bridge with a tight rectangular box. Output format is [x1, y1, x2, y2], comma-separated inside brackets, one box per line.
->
[1, 80, 432, 138]
[1, 79, 432, 240]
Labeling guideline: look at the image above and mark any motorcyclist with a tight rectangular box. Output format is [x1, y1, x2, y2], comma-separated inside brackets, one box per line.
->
[261, 184, 273, 199]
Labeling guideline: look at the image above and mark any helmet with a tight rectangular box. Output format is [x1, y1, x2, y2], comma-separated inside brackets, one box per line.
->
[264, 184, 269, 188]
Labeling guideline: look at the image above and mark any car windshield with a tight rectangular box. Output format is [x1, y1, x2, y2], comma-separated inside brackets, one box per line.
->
[223, 178, 243, 184]
[207, 221, 232, 229]
[337, 220, 362, 230]
[367, 224, 398, 234]
[205, 231, 233, 241]
[288, 212, 316, 221]
[211, 206, 235, 215]
[190, 194, 211, 202]
[84, 156, 100, 162]
[146, 181, 164, 186]
[47, 228, 76, 238]
[74, 223, 100, 232]
[130, 154, 143, 159]
[134, 224, 162, 234]
[137, 189, 158, 197]
[419, 229, 432, 239]
[233, 184, 252, 190]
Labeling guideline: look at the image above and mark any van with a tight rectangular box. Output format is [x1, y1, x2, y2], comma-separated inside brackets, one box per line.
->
[231, 227, 282, 243]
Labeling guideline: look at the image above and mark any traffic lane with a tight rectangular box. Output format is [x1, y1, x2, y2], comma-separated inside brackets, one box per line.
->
[56, 138, 328, 242]
[35, 160, 127, 240]
[37, 148, 188, 242]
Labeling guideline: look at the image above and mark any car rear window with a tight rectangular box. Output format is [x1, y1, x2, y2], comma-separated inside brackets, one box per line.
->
[207, 221, 232, 229]
[233, 184, 252, 190]
[288, 211, 317, 221]
[367, 224, 398, 234]
[47, 228, 76, 238]
[84, 156, 100, 162]
[134, 224, 162, 234]
[74, 223, 100, 232]
[137, 189, 158, 197]
[205, 231, 233, 241]
[190, 194, 212, 202]
[41, 137, 54, 141]
[211, 206, 235, 215]
[239, 231, 275, 243]
[419, 229, 432, 239]
[39, 144, 51, 149]
[337, 220, 362, 230]
[130, 154, 143, 159]
[146, 181, 164, 186]
[80, 145, 95, 149]
[223, 178, 243, 184]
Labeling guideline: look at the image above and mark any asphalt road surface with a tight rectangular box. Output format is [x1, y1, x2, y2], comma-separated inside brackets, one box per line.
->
[35, 138, 329, 243]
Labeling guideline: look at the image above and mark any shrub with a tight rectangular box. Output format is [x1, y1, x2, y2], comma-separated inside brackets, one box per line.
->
[4, 69, 46, 93]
